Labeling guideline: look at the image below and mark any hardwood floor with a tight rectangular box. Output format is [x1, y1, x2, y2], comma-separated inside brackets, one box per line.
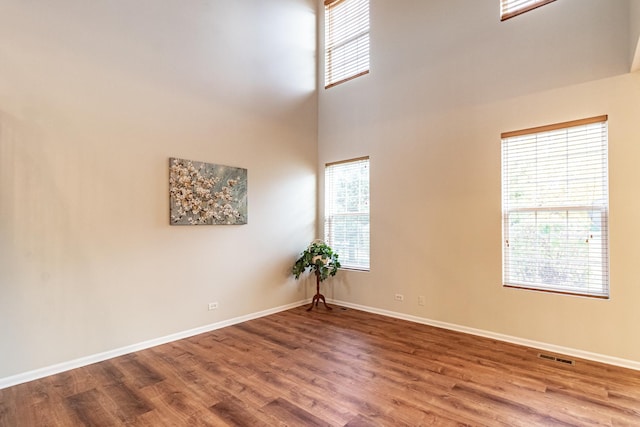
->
[2, 305, 640, 426]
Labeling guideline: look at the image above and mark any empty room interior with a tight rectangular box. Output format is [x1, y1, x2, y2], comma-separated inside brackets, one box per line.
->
[2, 0, 640, 425]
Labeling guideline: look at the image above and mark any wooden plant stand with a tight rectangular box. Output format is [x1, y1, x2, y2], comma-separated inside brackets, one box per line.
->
[307, 270, 332, 311]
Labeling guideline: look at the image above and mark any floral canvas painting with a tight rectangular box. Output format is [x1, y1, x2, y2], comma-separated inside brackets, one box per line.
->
[169, 157, 247, 225]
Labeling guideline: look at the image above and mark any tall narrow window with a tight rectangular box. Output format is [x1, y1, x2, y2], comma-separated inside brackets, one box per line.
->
[324, 0, 370, 88]
[500, 0, 556, 21]
[325, 157, 370, 270]
[501, 116, 609, 298]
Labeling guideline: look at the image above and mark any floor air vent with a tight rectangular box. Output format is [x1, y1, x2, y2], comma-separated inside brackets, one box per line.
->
[538, 353, 575, 366]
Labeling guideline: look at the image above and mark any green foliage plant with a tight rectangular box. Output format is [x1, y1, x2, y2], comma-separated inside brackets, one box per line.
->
[292, 240, 341, 282]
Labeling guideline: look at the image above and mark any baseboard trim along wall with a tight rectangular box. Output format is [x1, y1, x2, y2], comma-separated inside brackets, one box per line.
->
[3, 298, 639, 389]
[329, 299, 640, 372]
[0, 300, 307, 390]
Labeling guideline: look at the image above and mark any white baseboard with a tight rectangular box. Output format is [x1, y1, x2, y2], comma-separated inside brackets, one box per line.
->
[330, 299, 640, 372]
[5, 297, 637, 390]
[0, 300, 308, 390]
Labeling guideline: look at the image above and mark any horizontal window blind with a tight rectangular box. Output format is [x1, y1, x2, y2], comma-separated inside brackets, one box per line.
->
[500, 0, 556, 21]
[501, 116, 609, 298]
[324, 0, 370, 88]
[325, 157, 370, 270]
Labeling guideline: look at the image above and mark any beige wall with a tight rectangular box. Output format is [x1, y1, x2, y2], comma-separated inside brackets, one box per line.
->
[319, 0, 640, 362]
[0, 0, 317, 379]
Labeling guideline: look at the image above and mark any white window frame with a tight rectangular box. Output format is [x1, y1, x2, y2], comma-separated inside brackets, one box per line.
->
[324, 157, 370, 271]
[501, 116, 609, 298]
[324, 0, 370, 88]
[500, 0, 556, 21]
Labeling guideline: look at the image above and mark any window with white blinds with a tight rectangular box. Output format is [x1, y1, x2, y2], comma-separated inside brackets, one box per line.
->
[325, 157, 370, 270]
[500, 0, 556, 21]
[324, 0, 370, 89]
[501, 116, 609, 298]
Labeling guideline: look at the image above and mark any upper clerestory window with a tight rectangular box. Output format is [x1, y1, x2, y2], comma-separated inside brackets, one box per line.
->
[324, 0, 370, 88]
[500, 0, 556, 21]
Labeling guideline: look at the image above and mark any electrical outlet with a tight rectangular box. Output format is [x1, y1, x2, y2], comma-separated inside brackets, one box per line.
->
[208, 302, 218, 310]
[418, 296, 426, 306]
[394, 293, 404, 301]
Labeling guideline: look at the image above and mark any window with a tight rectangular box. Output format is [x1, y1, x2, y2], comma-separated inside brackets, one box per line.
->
[325, 157, 370, 270]
[501, 116, 609, 298]
[500, 0, 556, 21]
[324, 0, 370, 88]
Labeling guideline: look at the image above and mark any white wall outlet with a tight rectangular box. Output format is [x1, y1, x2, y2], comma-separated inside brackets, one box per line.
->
[208, 302, 218, 310]
[394, 293, 404, 301]
[418, 296, 426, 306]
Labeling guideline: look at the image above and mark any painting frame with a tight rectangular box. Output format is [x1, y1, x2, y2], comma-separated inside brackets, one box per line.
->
[169, 157, 247, 225]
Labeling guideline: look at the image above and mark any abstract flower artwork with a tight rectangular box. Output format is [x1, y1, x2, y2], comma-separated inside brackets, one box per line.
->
[169, 157, 247, 225]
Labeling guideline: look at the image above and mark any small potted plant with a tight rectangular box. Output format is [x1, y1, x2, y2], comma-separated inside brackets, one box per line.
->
[292, 240, 341, 311]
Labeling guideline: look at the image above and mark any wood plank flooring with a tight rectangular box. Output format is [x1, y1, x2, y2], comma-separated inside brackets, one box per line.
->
[2, 305, 640, 426]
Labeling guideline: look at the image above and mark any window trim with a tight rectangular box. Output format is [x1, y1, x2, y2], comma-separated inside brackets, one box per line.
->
[501, 115, 610, 299]
[500, 0, 556, 21]
[501, 115, 608, 139]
